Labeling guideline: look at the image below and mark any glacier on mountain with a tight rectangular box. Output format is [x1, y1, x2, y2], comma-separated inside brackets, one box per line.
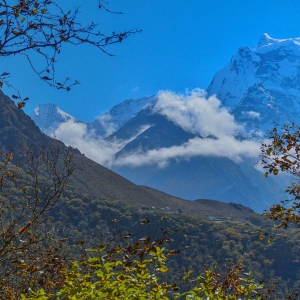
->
[90, 96, 157, 137]
[207, 33, 300, 133]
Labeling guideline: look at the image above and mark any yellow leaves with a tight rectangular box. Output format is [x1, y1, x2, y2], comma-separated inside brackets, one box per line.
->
[18, 225, 27, 234]
[264, 172, 268, 178]
[158, 265, 168, 273]
[291, 135, 297, 141]
[275, 204, 282, 213]
[273, 169, 279, 175]
[41, 8, 47, 14]
[5, 152, 13, 163]
[13, 10, 19, 17]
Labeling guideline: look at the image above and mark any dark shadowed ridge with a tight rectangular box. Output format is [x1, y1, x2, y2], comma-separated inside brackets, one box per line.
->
[0, 90, 256, 220]
[0, 90, 165, 206]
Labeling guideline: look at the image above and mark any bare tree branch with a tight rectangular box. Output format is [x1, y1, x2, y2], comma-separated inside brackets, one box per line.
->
[0, 0, 141, 105]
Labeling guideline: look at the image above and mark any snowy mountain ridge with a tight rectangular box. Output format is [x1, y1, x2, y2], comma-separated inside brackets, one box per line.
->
[31, 103, 78, 136]
[31, 33, 300, 138]
[31, 96, 157, 138]
[90, 95, 157, 137]
[207, 33, 300, 132]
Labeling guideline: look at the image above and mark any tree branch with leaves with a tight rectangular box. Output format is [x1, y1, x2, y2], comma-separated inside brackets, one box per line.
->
[0, 0, 141, 107]
[260, 124, 300, 231]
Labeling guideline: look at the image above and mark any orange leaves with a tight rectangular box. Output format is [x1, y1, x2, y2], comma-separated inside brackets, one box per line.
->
[167, 249, 180, 256]
[4, 152, 13, 163]
[17, 101, 25, 108]
[12, 93, 29, 108]
[18, 226, 27, 234]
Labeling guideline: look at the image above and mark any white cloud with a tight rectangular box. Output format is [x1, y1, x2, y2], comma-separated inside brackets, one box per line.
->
[54, 120, 150, 166]
[54, 89, 261, 168]
[95, 113, 118, 137]
[153, 89, 242, 137]
[242, 111, 260, 119]
[113, 90, 260, 167]
[113, 136, 260, 167]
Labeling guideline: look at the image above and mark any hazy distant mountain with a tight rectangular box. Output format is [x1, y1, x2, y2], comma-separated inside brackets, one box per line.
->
[90, 96, 157, 137]
[31, 96, 157, 138]
[207, 33, 300, 133]
[33, 34, 300, 137]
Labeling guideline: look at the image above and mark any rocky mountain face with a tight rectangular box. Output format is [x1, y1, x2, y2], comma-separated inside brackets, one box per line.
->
[109, 107, 284, 212]
[207, 33, 300, 133]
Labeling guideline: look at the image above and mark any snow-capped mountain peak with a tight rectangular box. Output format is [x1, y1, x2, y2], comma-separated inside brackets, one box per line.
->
[255, 33, 300, 53]
[31, 96, 157, 138]
[256, 33, 277, 48]
[92, 96, 157, 136]
[206, 33, 300, 133]
[31, 103, 77, 136]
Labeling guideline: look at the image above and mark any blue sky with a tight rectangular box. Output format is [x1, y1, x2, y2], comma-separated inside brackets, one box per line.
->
[3, 0, 300, 121]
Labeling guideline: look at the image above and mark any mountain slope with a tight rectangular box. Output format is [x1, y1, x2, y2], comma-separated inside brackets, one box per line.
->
[2, 90, 259, 218]
[109, 107, 283, 212]
[28, 33, 298, 212]
[107, 106, 197, 159]
[91, 96, 157, 137]
[0, 90, 177, 208]
[30, 103, 78, 136]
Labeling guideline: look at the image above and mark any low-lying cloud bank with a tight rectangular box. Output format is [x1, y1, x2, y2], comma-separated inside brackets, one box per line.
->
[55, 120, 151, 166]
[113, 136, 260, 167]
[54, 89, 261, 168]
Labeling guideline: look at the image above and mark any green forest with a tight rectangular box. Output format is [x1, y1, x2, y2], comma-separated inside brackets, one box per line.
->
[1, 128, 300, 299]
